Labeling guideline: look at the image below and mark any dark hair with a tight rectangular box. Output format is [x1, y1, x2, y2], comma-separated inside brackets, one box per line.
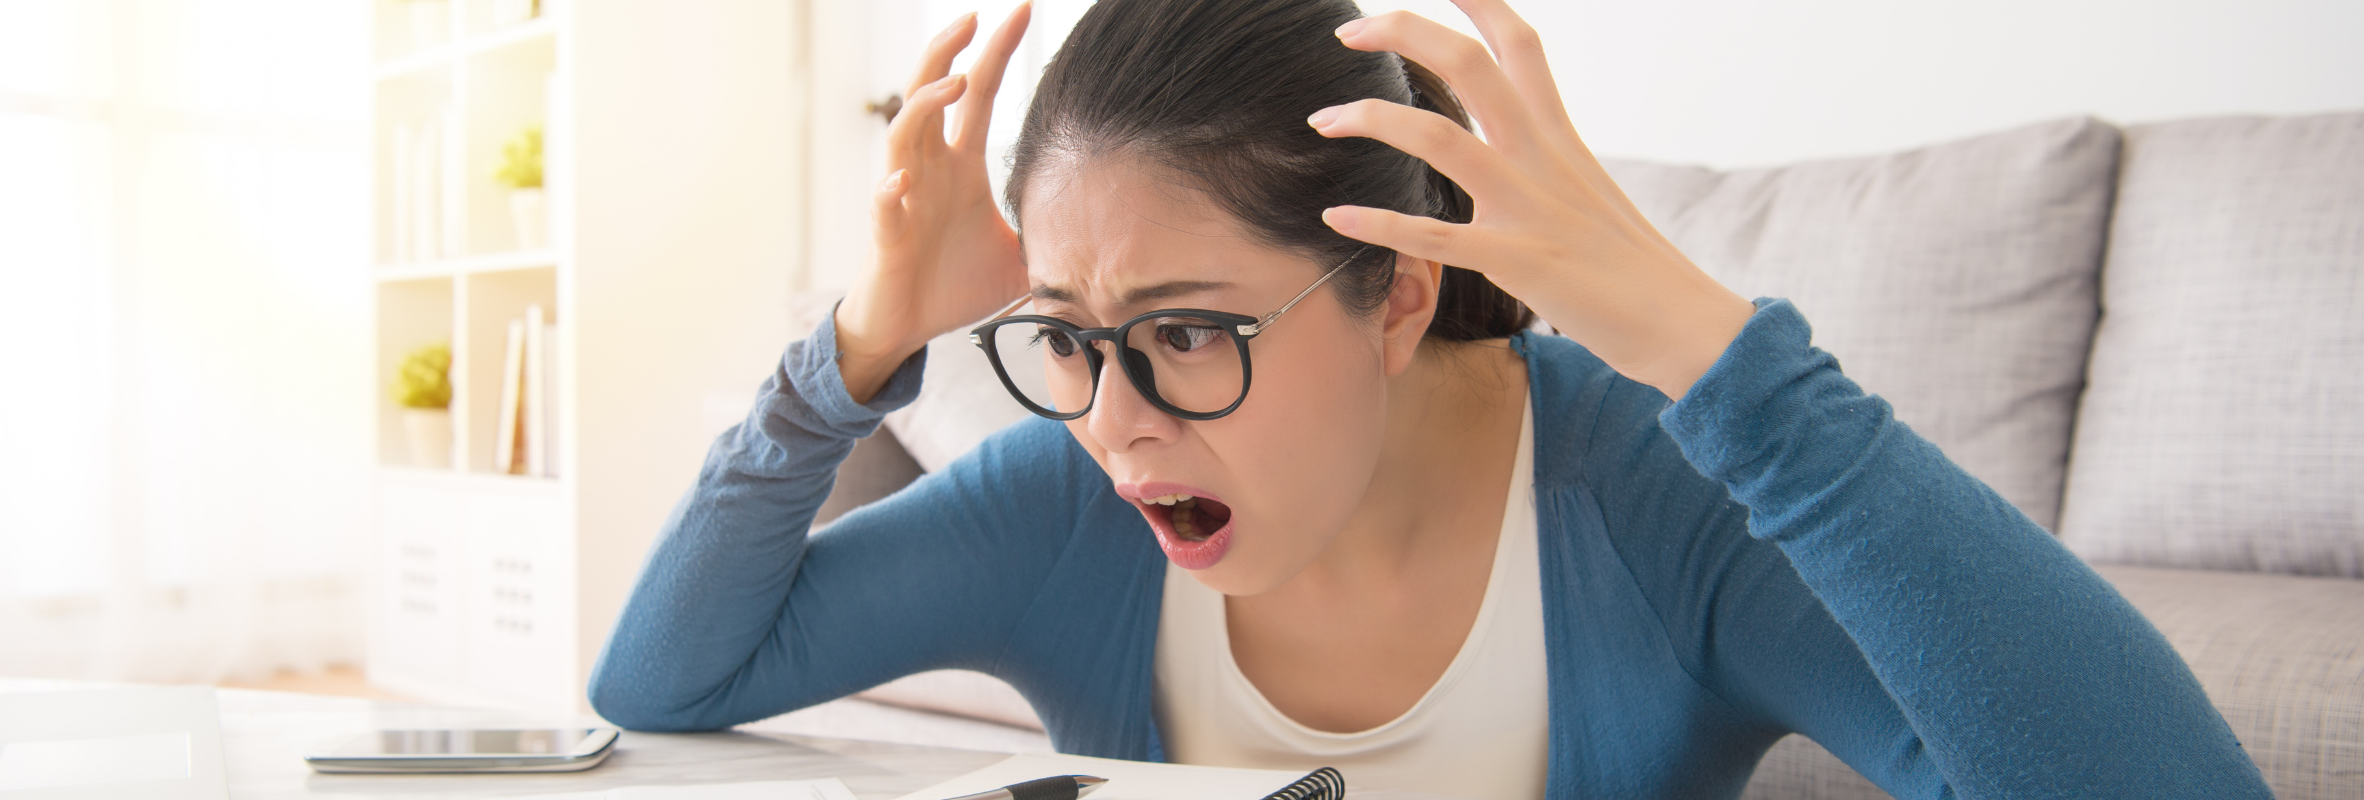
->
[1006, 0, 1535, 341]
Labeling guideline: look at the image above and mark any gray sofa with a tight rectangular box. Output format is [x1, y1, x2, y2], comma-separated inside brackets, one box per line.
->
[748, 110, 2364, 800]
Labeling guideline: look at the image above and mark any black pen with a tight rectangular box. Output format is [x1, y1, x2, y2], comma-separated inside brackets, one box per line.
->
[937, 774, 1108, 800]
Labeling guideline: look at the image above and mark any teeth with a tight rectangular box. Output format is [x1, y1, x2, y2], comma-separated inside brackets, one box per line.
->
[1144, 493, 1194, 506]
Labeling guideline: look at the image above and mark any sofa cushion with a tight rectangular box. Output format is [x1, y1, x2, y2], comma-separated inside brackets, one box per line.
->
[1603, 117, 2120, 531]
[2056, 111, 2364, 576]
[2093, 564, 2364, 800]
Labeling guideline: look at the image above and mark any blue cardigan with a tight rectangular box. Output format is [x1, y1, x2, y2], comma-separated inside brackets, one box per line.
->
[589, 299, 2269, 799]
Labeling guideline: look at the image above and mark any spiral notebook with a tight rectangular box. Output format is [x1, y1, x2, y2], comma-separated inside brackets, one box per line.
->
[890, 753, 1344, 800]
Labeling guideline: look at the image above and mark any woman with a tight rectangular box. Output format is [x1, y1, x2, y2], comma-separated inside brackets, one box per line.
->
[589, 1, 2270, 797]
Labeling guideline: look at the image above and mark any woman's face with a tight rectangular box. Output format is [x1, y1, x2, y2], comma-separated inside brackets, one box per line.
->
[1017, 156, 1436, 596]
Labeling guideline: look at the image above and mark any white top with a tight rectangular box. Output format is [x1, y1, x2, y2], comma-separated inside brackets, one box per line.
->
[1154, 399, 1548, 800]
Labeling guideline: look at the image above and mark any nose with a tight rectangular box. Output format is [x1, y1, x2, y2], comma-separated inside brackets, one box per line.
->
[1083, 343, 1180, 454]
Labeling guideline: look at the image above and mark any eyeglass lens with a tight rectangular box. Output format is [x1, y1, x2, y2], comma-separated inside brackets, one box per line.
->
[986, 315, 1245, 417]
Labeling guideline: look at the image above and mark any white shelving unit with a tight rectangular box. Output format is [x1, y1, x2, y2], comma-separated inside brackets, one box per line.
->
[368, 0, 806, 712]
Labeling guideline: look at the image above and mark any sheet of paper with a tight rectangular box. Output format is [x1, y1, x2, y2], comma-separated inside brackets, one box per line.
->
[891, 753, 1312, 800]
[511, 778, 857, 800]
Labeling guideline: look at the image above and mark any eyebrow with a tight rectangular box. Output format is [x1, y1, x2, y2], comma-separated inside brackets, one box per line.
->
[1032, 280, 1236, 307]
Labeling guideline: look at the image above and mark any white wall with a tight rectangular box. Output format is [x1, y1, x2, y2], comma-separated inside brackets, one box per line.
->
[800, 0, 2364, 291]
[1366, 0, 2364, 168]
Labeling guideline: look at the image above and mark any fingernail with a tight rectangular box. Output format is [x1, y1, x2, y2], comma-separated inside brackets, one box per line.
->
[939, 73, 967, 89]
[879, 170, 905, 191]
[1335, 19, 1367, 38]
[1323, 207, 1354, 233]
[1307, 106, 1339, 129]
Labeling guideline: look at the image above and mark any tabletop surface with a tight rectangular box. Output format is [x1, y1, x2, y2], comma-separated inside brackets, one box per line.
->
[0, 679, 1009, 800]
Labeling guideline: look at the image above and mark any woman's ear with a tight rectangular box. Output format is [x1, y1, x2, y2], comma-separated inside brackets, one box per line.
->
[1379, 253, 1444, 377]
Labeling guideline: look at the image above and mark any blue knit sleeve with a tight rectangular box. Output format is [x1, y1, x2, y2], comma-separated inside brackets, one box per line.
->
[1654, 298, 2270, 799]
[585, 318, 1083, 731]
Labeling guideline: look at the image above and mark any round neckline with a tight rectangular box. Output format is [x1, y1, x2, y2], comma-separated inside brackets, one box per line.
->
[1202, 398, 1535, 742]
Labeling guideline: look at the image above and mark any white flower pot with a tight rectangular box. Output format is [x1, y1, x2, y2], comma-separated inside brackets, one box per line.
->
[402, 408, 453, 470]
[510, 188, 548, 250]
[408, 0, 449, 51]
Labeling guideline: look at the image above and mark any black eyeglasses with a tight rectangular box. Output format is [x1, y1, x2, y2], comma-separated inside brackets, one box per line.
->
[968, 248, 1372, 421]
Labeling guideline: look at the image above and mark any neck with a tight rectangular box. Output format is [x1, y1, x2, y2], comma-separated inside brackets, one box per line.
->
[1284, 337, 1530, 596]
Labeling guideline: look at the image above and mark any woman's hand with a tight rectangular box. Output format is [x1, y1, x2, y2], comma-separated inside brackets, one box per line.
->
[835, 4, 1033, 404]
[1311, 0, 1755, 401]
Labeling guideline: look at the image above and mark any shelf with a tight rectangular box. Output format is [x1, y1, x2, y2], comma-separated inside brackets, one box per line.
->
[374, 16, 557, 82]
[467, 16, 558, 59]
[377, 249, 559, 281]
[375, 45, 456, 82]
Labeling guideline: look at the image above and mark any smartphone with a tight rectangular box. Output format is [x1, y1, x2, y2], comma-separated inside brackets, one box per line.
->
[302, 727, 620, 773]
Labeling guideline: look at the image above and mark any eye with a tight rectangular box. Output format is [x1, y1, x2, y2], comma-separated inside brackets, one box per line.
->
[1029, 326, 1080, 357]
[1155, 323, 1225, 353]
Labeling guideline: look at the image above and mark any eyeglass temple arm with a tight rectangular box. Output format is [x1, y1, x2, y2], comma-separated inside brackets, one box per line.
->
[1238, 246, 1371, 336]
[967, 294, 1037, 345]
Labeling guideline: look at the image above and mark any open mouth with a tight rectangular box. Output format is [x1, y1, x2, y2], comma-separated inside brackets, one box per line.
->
[1140, 493, 1234, 542]
[1121, 483, 1238, 570]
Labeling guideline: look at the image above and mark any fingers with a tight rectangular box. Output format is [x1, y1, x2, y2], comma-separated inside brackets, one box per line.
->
[888, 73, 968, 166]
[1446, 0, 1583, 155]
[905, 12, 978, 99]
[953, 2, 1033, 149]
[872, 169, 912, 245]
[1334, 11, 1550, 164]
[1308, 98, 1527, 206]
[1321, 206, 1479, 268]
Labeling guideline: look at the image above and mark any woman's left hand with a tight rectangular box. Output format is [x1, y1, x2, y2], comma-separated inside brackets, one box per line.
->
[1311, 0, 1756, 401]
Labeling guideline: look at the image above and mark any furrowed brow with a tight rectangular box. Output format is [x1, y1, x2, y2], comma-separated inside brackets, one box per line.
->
[1121, 280, 1233, 306]
[1030, 280, 1236, 308]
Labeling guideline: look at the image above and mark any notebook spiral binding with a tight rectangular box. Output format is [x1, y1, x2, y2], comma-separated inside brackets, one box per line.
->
[1260, 766, 1346, 800]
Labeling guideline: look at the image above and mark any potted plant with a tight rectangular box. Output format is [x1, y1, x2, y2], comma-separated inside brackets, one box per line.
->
[392, 342, 454, 469]
[493, 125, 546, 250]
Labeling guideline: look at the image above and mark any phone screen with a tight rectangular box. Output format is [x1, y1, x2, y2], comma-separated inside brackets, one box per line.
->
[330, 729, 595, 757]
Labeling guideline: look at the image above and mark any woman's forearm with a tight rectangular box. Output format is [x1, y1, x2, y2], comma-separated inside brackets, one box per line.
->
[587, 319, 926, 730]
[1660, 299, 2272, 798]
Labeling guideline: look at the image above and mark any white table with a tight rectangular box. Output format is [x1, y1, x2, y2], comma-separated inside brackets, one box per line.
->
[1, 680, 1007, 799]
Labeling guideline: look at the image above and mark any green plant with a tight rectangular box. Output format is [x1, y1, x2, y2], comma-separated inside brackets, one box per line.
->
[492, 125, 543, 189]
[392, 343, 453, 409]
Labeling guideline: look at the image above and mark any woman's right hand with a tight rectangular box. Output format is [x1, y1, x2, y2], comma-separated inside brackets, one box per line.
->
[835, 4, 1034, 404]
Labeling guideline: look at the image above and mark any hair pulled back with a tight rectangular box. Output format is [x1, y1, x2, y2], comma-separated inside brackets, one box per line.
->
[1005, 0, 1534, 341]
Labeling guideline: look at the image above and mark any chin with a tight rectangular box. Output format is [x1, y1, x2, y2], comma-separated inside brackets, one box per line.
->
[1167, 526, 1319, 597]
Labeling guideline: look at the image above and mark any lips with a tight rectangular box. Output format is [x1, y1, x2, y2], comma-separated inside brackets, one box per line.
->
[1116, 482, 1237, 570]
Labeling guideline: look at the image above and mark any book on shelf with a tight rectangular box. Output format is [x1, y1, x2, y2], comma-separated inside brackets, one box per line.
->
[541, 319, 559, 477]
[490, 305, 560, 478]
[439, 104, 464, 259]
[494, 318, 527, 475]
[404, 110, 440, 261]
[523, 304, 547, 477]
[388, 102, 464, 264]
[391, 123, 412, 263]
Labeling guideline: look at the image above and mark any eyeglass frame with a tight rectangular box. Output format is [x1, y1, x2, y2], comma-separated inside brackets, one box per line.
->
[966, 246, 1375, 422]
